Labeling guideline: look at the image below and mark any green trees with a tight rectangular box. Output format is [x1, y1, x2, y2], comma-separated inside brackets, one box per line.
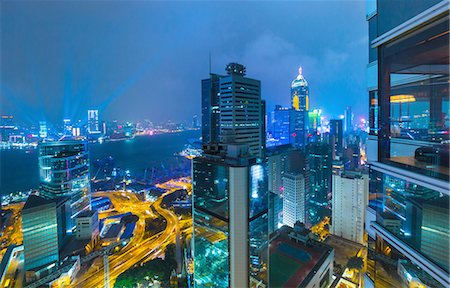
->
[114, 245, 177, 288]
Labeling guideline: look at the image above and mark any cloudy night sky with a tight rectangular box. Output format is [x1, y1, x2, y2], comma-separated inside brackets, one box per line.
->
[1, 1, 368, 125]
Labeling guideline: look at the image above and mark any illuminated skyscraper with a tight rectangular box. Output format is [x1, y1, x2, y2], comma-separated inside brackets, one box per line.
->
[270, 105, 290, 145]
[39, 121, 48, 139]
[307, 142, 332, 225]
[22, 195, 70, 279]
[63, 119, 72, 135]
[290, 67, 309, 147]
[329, 119, 344, 160]
[194, 63, 268, 287]
[366, 1, 449, 286]
[344, 106, 353, 134]
[38, 140, 91, 230]
[192, 144, 268, 287]
[291, 67, 309, 112]
[219, 63, 265, 158]
[87, 110, 100, 134]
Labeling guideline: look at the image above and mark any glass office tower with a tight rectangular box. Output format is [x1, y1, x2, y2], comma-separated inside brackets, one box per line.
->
[307, 142, 332, 225]
[366, 1, 449, 287]
[290, 68, 310, 147]
[192, 144, 268, 287]
[201, 73, 221, 145]
[39, 139, 91, 230]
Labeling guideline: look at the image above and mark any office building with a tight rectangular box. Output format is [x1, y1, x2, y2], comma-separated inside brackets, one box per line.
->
[22, 195, 70, 278]
[366, 0, 449, 286]
[270, 105, 290, 145]
[201, 73, 221, 145]
[87, 110, 100, 134]
[331, 171, 368, 244]
[218, 63, 265, 157]
[329, 119, 344, 160]
[289, 67, 310, 148]
[39, 121, 48, 139]
[307, 142, 332, 225]
[192, 144, 268, 287]
[269, 223, 334, 288]
[39, 140, 91, 229]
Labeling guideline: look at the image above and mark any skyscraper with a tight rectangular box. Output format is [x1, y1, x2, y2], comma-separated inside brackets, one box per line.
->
[266, 144, 291, 232]
[39, 121, 48, 139]
[192, 144, 268, 287]
[39, 140, 91, 229]
[201, 73, 221, 144]
[344, 106, 353, 134]
[307, 142, 332, 225]
[194, 62, 268, 287]
[331, 171, 368, 244]
[63, 118, 72, 136]
[290, 67, 309, 147]
[219, 63, 264, 158]
[366, 1, 449, 286]
[270, 105, 290, 145]
[87, 110, 100, 134]
[329, 119, 344, 160]
[22, 195, 70, 280]
[283, 172, 306, 228]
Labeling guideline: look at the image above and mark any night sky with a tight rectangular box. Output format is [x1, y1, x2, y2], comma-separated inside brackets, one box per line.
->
[1, 1, 368, 125]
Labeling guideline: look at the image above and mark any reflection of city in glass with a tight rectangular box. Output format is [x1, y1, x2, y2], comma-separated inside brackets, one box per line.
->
[192, 147, 268, 287]
[369, 170, 449, 273]
[39, 140, 91, 229]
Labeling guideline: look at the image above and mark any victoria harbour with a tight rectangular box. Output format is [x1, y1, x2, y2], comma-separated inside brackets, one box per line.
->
[0, 130, 200, 195]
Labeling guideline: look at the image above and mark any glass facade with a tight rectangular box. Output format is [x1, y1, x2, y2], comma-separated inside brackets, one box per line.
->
[39, 140, 91, 228]
[377, 13, 449, 181]
[22, 199, 59, 271]
[369, 169, 449, 272]
[270, 105, 290, 145]
[192, 156, 268, 287]
[307, 142, 332, 225]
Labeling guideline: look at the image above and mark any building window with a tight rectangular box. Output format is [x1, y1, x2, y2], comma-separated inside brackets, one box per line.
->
[378, 14, 449, 181]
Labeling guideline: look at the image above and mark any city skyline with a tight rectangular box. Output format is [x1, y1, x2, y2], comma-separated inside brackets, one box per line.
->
[1, 1, 367, 125]
[0, 1, 448, 287]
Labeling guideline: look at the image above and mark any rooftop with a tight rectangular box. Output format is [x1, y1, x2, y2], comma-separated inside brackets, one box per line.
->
[269, 225, 333, 288]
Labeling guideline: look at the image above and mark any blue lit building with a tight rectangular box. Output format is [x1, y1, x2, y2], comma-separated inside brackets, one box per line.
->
[22, 195, 70, 280]
[192, 143, 268, 287]
[366, 1, 449, 287]
[39, 140, 91, 230]
[270, 105, 290, 145]
[306, 142, 332, 225]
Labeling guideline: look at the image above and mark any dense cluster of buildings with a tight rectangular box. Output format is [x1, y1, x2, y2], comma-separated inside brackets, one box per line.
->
[192, 1, 450, 284]
[0, 0, 448, 287]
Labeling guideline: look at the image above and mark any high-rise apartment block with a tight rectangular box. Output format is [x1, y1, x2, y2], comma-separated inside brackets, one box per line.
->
[331, 171, 368, 244]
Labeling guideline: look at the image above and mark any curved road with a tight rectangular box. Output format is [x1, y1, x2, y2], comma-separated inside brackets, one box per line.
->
[73, 179, 189, 288]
